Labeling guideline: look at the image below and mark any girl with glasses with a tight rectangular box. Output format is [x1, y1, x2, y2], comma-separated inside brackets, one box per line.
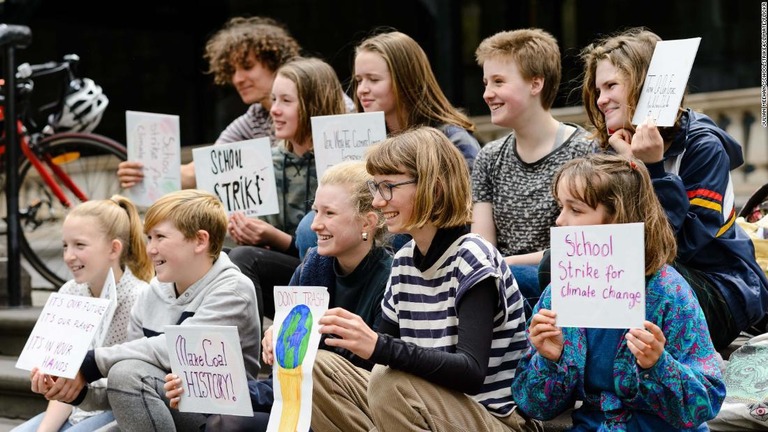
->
[310, 126, 541, 432]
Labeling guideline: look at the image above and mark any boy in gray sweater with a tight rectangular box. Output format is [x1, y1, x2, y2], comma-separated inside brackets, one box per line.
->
[33, 189, 261, 431]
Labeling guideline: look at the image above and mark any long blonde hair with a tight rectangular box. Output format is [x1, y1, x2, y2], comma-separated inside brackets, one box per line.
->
[68, 195, 153, 282]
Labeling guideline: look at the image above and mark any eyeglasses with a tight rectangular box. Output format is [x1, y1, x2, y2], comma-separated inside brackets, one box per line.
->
[367, 179, 416, 201]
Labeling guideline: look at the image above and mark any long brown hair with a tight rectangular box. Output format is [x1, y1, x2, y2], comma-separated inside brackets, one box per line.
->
[352, 30, 474, 133]
[277, 57, 346, 149]
[580, 27, 683, 148]
[552, 153, 676, 275]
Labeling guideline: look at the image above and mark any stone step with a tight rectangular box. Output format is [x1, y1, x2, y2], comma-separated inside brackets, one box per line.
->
[0, 306, 42, 357]
[0, 355, 47, 420]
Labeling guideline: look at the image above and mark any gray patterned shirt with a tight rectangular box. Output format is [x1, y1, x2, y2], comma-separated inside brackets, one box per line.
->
[472, 123, 595, 256]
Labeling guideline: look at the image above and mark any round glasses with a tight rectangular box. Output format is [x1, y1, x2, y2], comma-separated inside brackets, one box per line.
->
[367, 179, 416, 201]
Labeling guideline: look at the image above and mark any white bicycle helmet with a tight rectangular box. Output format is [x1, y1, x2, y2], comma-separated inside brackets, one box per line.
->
[51, 77, 109, 133]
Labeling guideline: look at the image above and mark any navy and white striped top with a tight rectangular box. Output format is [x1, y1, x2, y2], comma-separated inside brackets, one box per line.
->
[382, 233, 528, 417]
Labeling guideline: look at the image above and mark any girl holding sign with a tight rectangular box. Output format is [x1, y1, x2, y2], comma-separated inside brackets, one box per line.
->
[513, 154, 725, 431]
[165, 160, 393, 431]
[15, 196, 152, 432]
[227, 57, 347, 325]
[311, 127, 540, 432]
[295, 29, 482, 257]
[579, 27, 768, 350]
[351, 30, 480, 169]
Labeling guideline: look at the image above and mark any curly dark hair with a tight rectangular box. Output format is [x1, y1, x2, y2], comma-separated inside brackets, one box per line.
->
[204, 16, 301, 86]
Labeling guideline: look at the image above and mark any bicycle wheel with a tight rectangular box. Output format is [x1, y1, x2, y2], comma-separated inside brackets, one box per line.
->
[17, 132, 127, 288]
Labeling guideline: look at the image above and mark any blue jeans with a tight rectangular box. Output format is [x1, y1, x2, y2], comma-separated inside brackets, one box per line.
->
[296, 211, 318, 260]
[11, 409, 115, 432]
[509, 264, 543, 319]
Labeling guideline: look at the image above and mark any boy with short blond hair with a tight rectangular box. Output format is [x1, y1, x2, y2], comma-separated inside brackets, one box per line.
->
[471, 28, 595, 314]
[35, 189, 261, 431]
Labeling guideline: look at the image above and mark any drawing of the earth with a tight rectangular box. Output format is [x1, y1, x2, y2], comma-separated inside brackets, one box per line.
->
[276, 304, 313, 369]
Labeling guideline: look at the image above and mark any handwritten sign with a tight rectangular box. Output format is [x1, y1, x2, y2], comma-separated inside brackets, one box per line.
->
[91, 268, 118, 349]
[165, 325, 252, 416]
[267, 286, 329, 432]
[632, 37, 701, 127]
[311, 112, 386, 178]
[126, 110, 181, 207]
[550, 223, 645, 328]
[16, 293, 112, 378]
[193, 138, 279, 216]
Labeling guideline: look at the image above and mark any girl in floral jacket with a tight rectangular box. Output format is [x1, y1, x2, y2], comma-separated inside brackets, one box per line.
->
[512, 154, 725, 431]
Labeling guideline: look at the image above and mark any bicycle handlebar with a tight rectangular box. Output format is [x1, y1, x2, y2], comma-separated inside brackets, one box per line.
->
[17, 55, 77, 80]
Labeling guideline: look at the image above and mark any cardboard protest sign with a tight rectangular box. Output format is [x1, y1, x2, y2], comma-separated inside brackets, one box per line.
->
[311, 112, 386, 178]
[550, 223, 645, 328]
[16, 293, 112, 378]
[192, 138, 279, 216]
[91, 268, 118, 349]
[267, 286, 329, 432]
[165, 325, 252, 417]
[125, 110, 181, 207]
[632, 37, 701, 127]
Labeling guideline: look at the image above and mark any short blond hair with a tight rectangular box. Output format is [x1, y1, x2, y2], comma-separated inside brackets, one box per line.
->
[365, 127, 472, 230]
[143, 190, 228, 260]
[475, 28, 562, 110]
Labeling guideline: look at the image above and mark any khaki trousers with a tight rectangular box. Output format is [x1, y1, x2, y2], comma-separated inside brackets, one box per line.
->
[311, 350, 543, 432]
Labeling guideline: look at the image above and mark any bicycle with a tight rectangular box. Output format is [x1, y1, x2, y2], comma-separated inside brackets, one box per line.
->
[1, 53, 127, 289]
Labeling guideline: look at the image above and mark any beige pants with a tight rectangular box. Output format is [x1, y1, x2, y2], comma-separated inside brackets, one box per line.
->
[311, 350, 543, 432]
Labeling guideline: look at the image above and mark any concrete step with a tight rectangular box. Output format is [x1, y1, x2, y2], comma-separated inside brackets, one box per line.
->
[0, 355, 47, 420]
[0, 306, 42, 357]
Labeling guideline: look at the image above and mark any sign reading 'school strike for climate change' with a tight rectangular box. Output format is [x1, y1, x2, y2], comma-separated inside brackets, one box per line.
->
[311, 111, 387, 178]
[550, 223, 645, 329]
[193, 137, 279, 216]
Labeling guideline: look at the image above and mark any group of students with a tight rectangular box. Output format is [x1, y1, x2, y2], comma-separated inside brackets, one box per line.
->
[13, 16, 768, 432]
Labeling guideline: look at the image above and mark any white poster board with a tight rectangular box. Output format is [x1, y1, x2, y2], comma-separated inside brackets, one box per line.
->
[91, 268, 118, 349]
[192, 138, 279, 216]
[16, 293, 112, 378]
[550, 223, 645, 329]
[267, 286, 329, 432]
[165, 325, 252, 417]
[125, 110, 181, 207]
[311, 112, 386, 178]
[632, 37, 701, 127]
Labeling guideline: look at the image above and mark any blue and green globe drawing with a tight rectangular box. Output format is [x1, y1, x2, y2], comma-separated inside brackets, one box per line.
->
[276, 304, 313, 369]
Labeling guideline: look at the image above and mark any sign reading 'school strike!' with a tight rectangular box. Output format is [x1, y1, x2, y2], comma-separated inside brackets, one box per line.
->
[193, 138, 279, 216]
[550, 223, 645, 329]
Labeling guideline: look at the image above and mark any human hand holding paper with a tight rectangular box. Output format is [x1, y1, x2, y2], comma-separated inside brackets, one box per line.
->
[318, 307, 378, 360]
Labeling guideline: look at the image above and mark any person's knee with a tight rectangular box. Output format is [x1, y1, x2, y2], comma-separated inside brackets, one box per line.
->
[368, 366, 410, 406]
[107, 359, 143, 389]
